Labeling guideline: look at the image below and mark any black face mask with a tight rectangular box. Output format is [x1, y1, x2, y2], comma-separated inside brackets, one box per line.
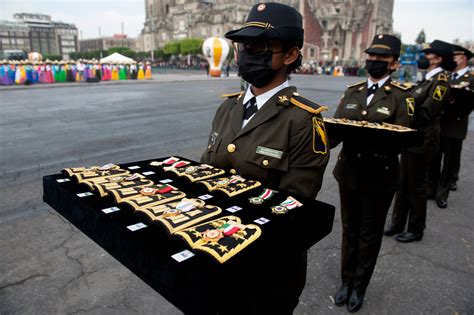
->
[365, 60, 389, 79]
[238, 49, 277, 88]
[442, 59, 457, 71]
[417, 56, 430, 69]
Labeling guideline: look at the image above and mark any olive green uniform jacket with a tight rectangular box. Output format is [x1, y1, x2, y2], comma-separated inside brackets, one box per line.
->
[333, 79, 414, 192]
[201, 86, 329, 199]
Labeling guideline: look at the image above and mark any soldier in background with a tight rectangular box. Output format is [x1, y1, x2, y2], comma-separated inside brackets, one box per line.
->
[332, 34, 412, 313]
[385, 40, 455, 242]
[429, 45, 473, 208]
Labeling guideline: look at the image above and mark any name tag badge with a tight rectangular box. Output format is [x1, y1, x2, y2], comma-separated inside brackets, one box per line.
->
[345, 103, 358, 109]
[376, 107, 390, 116]
[256, 146, 283, 159]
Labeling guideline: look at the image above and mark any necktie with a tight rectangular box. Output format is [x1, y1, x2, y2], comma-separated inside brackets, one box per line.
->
[243, 97, 257, 120]
[452, 73, 458, 81]
[367, 83, 378, 97]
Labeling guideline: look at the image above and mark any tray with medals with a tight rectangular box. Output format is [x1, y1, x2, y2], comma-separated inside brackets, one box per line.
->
[323, 117, 424, 150]
[44, 156, 335, 313]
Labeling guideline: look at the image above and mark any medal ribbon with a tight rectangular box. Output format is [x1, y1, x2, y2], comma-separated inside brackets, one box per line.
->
[259, 188, 276, 200]
[280, 196, 302, 210]
[176, 201, 195, 212]
[163, 157, 179, 165]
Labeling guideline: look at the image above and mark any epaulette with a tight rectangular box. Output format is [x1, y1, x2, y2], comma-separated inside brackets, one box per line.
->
[347, 80, 365, 88]
[437, 73, 448, 82]
[221, 91, 244, 99]
[290, 92, 328, 114]
[390, 80, 409, 91]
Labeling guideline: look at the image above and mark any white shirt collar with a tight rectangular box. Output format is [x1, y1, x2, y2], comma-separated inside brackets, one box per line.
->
[425, 67, 443, 80]
[367, 75, 390, 89]
[454, 67, 468, 78]
[243, 80, 290, 110]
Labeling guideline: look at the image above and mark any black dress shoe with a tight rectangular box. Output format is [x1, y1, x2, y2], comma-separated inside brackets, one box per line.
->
[334, 285, 352, 306]
[384, 224, 403, 236]
[449, 182, 457, 191]
[436, 199, 447, 209]
[347, 289, 365, 313]
[395, 232, 423, 243]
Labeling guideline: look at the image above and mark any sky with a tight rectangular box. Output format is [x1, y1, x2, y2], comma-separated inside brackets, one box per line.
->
[0, 0, 473, 44]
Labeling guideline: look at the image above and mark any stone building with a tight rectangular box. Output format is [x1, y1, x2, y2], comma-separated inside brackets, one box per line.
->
[79, 34, 138, 52]
[140, 0, 394, 63]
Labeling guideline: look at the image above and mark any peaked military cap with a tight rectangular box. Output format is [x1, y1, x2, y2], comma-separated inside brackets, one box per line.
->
[452, 44, 473, 60]
[422, 40, 454, 58]
[365, 34, 401, 56]
[225, 2, 304, 48]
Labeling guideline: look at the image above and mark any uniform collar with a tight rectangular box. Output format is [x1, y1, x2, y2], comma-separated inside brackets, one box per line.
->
[243, 80, 290, 110]
[454, 67, 468, 78]
[425, 67, 443, 80]
[367, 75, 390, 89]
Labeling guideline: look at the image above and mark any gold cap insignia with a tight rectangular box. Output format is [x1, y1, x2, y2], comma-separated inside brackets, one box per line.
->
[257, 3, 266, 11]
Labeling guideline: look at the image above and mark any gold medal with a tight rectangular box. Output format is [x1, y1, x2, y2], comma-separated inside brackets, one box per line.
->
[140, 187, 156, 196]
[162, 208, 181, 218]
[202, 229, 224, 242]
[249, 197, 264, 204]
[271, 205, 288, 215]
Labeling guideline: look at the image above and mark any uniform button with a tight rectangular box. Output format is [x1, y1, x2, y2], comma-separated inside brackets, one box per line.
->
[207, 145, 211, 149]
[230, 169, 236, 175]
[262, 159, 269, 167]
[357, 153, 361, 158]
[385, 166, 389, 170]
[457, 117, 460, 120]
[227, 144, 236, 153]
[362, 110, 368, 115]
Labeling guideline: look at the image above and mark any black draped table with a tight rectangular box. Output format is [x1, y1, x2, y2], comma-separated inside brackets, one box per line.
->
[43, 157, 335, 314]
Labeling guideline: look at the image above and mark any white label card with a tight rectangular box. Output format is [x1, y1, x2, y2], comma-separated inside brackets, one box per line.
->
[102, 206, 120, 214]
[127, 223, 147, 231]
[56, 178, 71, 183]
[254, 217, 270, 225]
[226, 206, 242, 213]
[142, 171, 155, 176]
[160, 179, 173, 184]
[128, 165, 141, 170]
[199, 194, 213, 200]
[77, 192, 93, 197]
[172, 250, 195, 262]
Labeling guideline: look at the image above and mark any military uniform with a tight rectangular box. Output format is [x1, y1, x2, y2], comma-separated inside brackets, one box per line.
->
[391, 70, 451, 234]
[201, 3, 330, 313]
[202, 87, 328, 199]
[429, 45, 473, 206]
[333, 78, 412, 292]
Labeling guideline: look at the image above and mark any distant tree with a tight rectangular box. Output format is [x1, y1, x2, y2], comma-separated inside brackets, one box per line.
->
[107, 47, 136, 58]
[180, 38, 204, 54]
[42, 54, 62, 61]
[163, 41, 181, 55]
[415, 29, 426, 44]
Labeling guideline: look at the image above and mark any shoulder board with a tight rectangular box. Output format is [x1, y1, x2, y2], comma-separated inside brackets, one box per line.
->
[437, 73, 448, 82]
[347, 80, 366, 88]
[290, 93, 328, 115]
[221, 91, 243, 99]
[390, 80, 409, 91]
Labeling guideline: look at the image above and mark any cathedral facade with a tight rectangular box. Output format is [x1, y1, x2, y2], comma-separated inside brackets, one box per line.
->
[140, 0, 394, 63]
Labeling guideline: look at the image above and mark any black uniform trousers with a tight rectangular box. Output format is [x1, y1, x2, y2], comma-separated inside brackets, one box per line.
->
[339, 184, 394, 292]
[429, 136, 463, 200]
[392, 151, 432, 234]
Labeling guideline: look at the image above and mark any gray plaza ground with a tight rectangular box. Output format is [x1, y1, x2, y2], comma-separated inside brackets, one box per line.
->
[0, 74, 473, 314]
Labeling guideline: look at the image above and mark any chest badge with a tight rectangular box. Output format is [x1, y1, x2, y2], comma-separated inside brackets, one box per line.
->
[345, 103, 358, 109]
[376, 106, 390, 116]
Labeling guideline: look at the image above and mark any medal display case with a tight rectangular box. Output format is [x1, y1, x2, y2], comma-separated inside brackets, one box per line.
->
[43, 156, 335, 314]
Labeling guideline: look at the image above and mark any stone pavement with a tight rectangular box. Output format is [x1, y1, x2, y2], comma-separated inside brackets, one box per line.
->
[0, 74, 472, 314]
